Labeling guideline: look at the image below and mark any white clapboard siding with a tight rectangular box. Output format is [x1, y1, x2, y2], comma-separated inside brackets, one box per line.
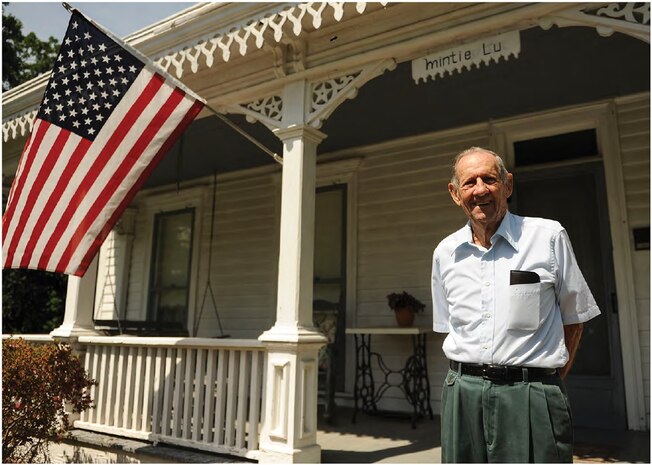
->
[355, 127, 491, 411]
[194, 174, 278, 339]
[75, 337, 266, 460]
[94, 209, 136, 321]
[616, 93, 650, 424]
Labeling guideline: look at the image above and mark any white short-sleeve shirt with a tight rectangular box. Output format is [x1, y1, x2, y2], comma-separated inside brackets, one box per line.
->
[431, 211, 600, 368]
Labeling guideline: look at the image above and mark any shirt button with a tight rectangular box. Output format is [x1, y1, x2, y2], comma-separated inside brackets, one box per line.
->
[484, 281, 491, 287]
[482, 345, 488, 350]
[483, 312, 491, 318]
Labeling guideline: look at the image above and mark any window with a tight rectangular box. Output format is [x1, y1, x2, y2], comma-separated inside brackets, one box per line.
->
[513, 129, 598, 167]
[147, 208, 195, 329]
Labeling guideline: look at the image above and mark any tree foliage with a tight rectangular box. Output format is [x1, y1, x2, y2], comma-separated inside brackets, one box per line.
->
[2, 270, 68, 334]
[2, 3, 60, 90]
[2, 338, 95, 463]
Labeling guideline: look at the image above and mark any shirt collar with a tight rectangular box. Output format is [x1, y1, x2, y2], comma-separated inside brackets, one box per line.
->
[451, 211, 519, 254]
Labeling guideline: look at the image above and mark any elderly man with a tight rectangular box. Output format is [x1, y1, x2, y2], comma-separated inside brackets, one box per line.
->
[431, 147, 600, 463]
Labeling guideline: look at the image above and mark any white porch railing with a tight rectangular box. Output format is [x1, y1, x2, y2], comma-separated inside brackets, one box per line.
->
[75, 336, 266, 460]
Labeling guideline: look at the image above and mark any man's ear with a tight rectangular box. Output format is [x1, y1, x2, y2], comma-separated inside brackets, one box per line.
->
[448, 183, 462, 206]
[505, 173, 514, 198]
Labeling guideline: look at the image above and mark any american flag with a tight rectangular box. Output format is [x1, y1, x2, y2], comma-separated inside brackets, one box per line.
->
[3, 10, 205, 276]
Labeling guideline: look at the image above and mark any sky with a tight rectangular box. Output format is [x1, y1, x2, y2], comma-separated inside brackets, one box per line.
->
[5, 2, 197, 40]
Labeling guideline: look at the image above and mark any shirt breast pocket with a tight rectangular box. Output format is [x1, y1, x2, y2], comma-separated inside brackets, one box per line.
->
[508, 270, 541, 331]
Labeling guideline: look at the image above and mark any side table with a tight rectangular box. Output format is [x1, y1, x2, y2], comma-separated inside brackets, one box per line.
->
[345, 326, 434, 428]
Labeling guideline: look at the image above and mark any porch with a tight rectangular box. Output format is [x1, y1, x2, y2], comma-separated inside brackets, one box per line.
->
[8, 335, 650, 464]
[49, 408, 651, 463]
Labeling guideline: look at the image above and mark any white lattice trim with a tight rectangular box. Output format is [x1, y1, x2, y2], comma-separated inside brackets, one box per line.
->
[221, 95, 285, 132]
[540, 2, 650, 43]
[152, 2, 385, 79]
[308, 58, 396, 128]
[222, 59, 396, 130]
[3, 109, 37, 142]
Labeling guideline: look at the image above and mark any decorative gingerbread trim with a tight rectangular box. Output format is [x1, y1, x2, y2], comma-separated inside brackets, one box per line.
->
[540, 2, 650, 43]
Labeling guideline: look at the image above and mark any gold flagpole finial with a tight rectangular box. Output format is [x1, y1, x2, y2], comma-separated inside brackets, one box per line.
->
[62, 3, 74, 13]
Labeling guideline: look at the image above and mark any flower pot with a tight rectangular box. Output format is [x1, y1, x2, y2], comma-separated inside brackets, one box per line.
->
[394, 307, 415, 327]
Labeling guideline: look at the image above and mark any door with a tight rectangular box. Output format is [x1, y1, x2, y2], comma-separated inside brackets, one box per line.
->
[513, 161, 627, 429]
[314, 184, 348, 392]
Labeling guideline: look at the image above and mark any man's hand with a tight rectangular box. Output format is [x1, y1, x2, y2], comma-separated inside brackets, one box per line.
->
[559, 323, 583, 379]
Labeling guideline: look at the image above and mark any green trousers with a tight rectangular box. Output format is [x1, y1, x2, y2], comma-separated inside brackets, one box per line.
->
[441, 369, 573, 463]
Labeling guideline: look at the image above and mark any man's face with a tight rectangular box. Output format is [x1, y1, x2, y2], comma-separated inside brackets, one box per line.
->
[448, 150, 513, 231]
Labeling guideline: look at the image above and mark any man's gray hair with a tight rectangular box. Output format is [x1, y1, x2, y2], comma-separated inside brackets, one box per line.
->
[450, 147, 509, 189]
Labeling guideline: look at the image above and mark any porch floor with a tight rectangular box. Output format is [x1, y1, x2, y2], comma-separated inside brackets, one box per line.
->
[58, 408, 649, 463]
[317, 407, 651, 464]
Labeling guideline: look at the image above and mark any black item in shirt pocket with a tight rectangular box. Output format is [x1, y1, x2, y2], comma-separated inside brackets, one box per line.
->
[510, 270, 540, 285]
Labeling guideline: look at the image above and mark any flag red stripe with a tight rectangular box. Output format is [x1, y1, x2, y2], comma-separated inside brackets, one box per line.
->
[75, 98, 205, 276]
[4, 129, 71, 267]
[2, 120, 49, 244]
[56, 87, 186, 273]
[18, 136, 93, 268]
[37, 73, 165, 271]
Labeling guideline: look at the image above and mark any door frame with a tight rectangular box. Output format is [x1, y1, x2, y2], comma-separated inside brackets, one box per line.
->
[512, 160, 627, 428]
[490, 101, 646, 430]
[316, 157, 362, 393]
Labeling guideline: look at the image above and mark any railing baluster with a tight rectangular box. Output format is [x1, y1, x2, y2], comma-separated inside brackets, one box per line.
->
[80, 346, 93, 423]
[141, 347, 155, 432]
[132, 347, 145, 431]
[235, 351, 250, 449]
[161, 348, 176, 436]
[171, 348, 186, 438]
[113, 346, 126, 427]
[104, 346, 118, 426]
[152, 347, 165, 434]
[122, 346, 135, 430]
[95, 346, 108, 425]
[248, 350, 262, 450]
[202, 349, 217, 442]
[214, 349, 227, 444]
[224, 350, 238, 446]
[182, 348, 195, 439]
[88, 346, 101, 424]
[192, 348, 206, 442]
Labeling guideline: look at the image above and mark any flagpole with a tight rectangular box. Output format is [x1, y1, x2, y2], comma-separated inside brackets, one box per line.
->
[61, 2, 283, 166]
[207, 107, 284, 165]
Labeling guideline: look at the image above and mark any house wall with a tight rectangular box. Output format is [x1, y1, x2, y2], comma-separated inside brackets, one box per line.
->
[615, 93, 650, 426]
[109, 93, 649, 424]
[193, 174, 279, 339]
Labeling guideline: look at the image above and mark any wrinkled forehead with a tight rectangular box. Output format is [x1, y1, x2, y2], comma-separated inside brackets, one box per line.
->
[455, 151, 500, 180]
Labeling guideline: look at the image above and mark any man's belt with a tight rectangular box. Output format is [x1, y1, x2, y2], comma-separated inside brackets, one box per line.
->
[450, 360, 558, 382]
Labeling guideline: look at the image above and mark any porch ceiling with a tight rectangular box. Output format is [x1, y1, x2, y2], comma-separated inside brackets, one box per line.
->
[2, 2, 579, 141]
[142, 23, 649, 189]
[2, 2, 648, 184]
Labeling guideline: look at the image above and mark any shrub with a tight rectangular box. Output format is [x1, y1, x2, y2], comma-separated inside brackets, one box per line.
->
[2, 338, 95, 463]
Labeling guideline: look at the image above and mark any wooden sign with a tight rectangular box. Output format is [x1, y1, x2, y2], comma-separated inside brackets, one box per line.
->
[412, 31, 521, 83]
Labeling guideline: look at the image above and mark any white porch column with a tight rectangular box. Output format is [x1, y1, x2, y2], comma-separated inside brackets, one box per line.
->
[258, 80, 328, 463]
[50, 255, 100, 338]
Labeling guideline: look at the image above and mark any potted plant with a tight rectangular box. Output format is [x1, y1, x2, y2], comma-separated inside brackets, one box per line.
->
[386, 291, 425, 327]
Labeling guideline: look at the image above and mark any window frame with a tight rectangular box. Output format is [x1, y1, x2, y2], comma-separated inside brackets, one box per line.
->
[136, 186, 204, 330]
[146, 207, 196, 329]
